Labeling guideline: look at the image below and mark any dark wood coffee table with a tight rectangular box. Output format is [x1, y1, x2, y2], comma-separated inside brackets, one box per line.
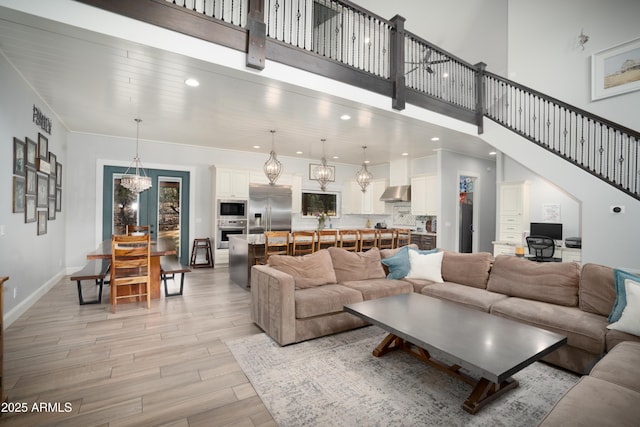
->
[344, 293, 567, 414]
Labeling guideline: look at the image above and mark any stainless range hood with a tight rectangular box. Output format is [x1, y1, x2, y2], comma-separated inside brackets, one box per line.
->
[379, 185, 411, 203]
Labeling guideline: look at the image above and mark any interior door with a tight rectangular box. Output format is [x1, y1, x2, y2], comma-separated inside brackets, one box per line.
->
[103, 166, 190, 265]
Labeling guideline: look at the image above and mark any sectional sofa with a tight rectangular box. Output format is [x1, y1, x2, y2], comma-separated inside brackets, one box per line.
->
[250, 246, 640, 375]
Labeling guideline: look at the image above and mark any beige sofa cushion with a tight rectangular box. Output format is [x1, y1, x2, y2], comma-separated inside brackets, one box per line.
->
[341, 278, 412, 300]
[421, 282, 508, 312]
[579, 263, 616, 316]
[328, 247, 386, 283]
[441, 251, 493, 289]
[294, 284, 363, 319]
[269, 249, 337, 289]
[487, 255, 580, 306]
[590, 341, 640, 394]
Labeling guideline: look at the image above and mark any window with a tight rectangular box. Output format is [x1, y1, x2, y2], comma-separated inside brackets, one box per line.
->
[301, 191, 339, 217]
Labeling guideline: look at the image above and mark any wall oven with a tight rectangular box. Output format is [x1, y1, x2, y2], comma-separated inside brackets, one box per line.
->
[217, 219, 247, 249]
[218, 199, 247, 219]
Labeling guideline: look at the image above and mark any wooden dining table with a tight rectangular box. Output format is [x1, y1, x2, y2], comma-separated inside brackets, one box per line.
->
[86, 238, 176, 300]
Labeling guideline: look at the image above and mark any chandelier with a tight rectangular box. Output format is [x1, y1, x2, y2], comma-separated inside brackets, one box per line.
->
[264, 129, 283, 185]
[120, 118, 152, 194]
[356, 145, 373, 192]
[314, 138, 334, 191]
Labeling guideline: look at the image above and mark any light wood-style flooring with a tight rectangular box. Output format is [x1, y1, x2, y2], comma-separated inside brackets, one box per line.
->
[1, 267, 276, 427]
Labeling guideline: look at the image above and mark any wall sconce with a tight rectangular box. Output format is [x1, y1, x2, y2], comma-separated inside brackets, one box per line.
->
[578, 29, 590, 50]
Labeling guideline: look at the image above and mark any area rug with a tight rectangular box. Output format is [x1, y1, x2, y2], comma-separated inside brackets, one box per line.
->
[227, 326, 579, 426]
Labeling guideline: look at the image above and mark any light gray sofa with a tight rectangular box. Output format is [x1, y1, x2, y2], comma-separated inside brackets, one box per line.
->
[538, 340, 640, 426]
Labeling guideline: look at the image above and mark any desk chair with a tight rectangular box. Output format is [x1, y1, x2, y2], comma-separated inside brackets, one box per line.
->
[316, 229, 338, 251]
[292, 231, 315, 256]
[126, 225, 150, 235]
[110, 234, 151, 313]
[395, 228, 411, 248]
[256, 231, 290, 264]
[339, 230, 359, 252]
[358, 229, 377, 251]
[526, 236, 557, 262]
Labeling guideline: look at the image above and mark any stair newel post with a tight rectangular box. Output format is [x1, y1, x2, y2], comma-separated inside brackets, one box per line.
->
[389, 14, 406, 111]
[475, 62, 487, 134]
[246, 0, 266, 70]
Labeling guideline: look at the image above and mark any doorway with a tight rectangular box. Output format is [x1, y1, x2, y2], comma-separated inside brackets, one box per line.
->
[459, 175, 476, 253]
[103, 166, 190, 265]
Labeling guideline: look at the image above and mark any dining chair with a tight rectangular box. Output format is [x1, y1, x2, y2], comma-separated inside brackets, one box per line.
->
[126, 225, 150, 235]
[110, 233, 151, 313]
[316, 229, 338, 251]
[395, 228, 411, 248]
[339, 229, 359, 252]
[376, 229, 394, 249]
[291, 231, 316, 256]
[256, 231, 290, 264]
[358, 229, 378, 252]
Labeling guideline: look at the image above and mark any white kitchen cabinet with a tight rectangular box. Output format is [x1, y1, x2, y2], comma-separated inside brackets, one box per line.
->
[343, 179, 388, 215]
[215, 167, 249, 199]
[292, 174, 302, 215]
[498, 181, 529, 244]
[411, 175, 438, 216]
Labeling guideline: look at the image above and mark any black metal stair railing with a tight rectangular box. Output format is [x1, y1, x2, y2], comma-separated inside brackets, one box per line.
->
[484, 71, 640, 200]
[168, 0, 247, 27]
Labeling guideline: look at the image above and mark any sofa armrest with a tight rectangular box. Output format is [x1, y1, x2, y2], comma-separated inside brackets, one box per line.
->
[251, 264, 296, 346]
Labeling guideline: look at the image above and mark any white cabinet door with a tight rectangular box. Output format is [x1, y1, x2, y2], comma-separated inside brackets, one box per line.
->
[343, 181, 363, 214]
[371, 179, 389, 214]
[410, 175, 427, 215]
[424, 175, 439, 216]
[500, 183, 525, 216]
[292, 174, 302, 215]
[216, 168, 249, 199]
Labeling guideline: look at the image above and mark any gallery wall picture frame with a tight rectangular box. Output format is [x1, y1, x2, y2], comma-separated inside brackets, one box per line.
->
[13, 137, 26, 176]
[56, 188, 62, 212]
[308, 163, 336, 182]
[48, 197, 56, 220]
[36, 172, 48, 208]
[48, 152, 57, 174]
[25, 167, 36, 195]
[25, 195, 36, 223]
[48, 175, 56, 197]
[25, 137, 37, 168]
[37, 210, 47, 235]
[592, 37, 640, 101]
[56, 162, 63, 187]
[38, 132, 48, 160]
[13, 176, 25, 213]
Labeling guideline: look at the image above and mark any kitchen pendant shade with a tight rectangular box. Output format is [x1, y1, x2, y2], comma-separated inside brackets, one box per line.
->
[264, 130, 283, 185]
[121, 118, 152, 194]
[356, 146, 372, 192]
[314, 139, 333, 191]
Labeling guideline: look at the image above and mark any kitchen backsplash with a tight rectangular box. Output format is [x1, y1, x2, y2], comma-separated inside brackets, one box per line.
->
[392, 204, 415, 226]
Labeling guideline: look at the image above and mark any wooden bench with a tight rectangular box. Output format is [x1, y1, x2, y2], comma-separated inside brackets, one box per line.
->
[69, 259, 110, 305]
[160, 255, 191, 297]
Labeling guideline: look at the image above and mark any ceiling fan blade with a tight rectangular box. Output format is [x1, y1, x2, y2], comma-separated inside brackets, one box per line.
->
[405, 65, 420, 75]
[427, 59, 450, 65]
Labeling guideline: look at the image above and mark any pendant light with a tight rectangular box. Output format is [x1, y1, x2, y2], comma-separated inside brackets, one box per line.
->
[356, 145, 373, 192]
[120, 118, 152, 194]
[264, 129, 283, 185]
[314, 138, 334, 191]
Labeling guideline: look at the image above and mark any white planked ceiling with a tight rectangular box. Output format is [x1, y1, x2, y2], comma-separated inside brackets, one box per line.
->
[0, 6, 495, 166]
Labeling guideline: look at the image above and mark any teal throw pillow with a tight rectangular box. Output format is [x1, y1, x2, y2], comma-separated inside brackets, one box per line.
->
[381, 246, 437, 280]
[608, 269, 640, 322]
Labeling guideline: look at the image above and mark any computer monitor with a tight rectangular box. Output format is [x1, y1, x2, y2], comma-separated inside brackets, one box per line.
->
[530, 222, 563, 241]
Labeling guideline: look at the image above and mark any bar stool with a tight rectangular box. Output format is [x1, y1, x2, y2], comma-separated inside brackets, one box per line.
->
[339, 230, 359, 252]
[358, 229, 377, 251]
[376, 229, 394, 249]
[190, 238, 214, 268]
[255, 231, 290, 264]
[395, 228, 411, 248]
[291, 231, 315, 256]
[316, 229, 338, 251]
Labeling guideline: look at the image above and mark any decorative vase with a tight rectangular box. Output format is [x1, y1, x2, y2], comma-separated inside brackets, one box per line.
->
[317, 219, 325, 230]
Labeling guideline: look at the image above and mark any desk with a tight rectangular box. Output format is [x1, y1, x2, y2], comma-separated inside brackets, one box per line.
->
[87, 238, 176, 299]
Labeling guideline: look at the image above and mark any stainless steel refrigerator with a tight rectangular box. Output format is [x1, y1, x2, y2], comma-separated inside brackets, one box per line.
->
[248, 184, 292, 234]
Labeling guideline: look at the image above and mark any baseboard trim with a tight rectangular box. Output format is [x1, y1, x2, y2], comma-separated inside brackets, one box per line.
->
[4, 270, 67, 329]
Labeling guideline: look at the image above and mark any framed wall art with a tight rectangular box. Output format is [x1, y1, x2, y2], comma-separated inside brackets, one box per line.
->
[56, 188, 62, 212]
[37, 210, 47, 235]
[13, 176, 25, 213]
[25, 167, 36, 195]
[25, 195, 36, 223]
[13, 137, 25, 176]
[56, 162, 63, 187]
[48, 175, 56, 197]
[592, 37, 640, 101]
[25, 137, 37, 168]
[37, 172, 48, 208]
[48, 197, 56, 220]
[38, 132, 48, 159]
[309, 163, 336, 182]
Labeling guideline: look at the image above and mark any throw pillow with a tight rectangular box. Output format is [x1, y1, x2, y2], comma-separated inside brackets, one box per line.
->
[381, 246, 437, 280]
[269, 250, 337, 289]
[607, 278, 640, 336]
[608, 269, 640, 322]
[406, 250, 444, 283]
[327, 247, 386, 283]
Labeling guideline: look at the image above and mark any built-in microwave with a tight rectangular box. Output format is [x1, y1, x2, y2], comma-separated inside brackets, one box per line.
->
[218, 199, 247, 219]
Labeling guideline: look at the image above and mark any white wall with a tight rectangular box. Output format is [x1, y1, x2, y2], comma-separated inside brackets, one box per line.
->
[0, 53, 67, 325]
[508, 0, 640, 132]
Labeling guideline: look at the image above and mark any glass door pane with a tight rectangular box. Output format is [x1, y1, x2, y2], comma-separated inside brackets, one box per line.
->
[158, 177, 182, 258]
[112, 175, 139, 236]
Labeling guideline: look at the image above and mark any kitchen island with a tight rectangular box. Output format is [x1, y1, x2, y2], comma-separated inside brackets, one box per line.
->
[228, 234, 265, 288]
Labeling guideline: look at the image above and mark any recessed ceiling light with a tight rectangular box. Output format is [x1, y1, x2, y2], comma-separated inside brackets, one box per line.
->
[253, 145, 261, 149]
[489, 151, 497, 156]
[185, 78, 200, 87]
[332, 156, 339, 159]
[431, 137, 440, 141]
[296, 151, 303, 155]
[340, 114, 351, 120]
[401, 152, 409, 156]
[364, 160, 370, 164]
